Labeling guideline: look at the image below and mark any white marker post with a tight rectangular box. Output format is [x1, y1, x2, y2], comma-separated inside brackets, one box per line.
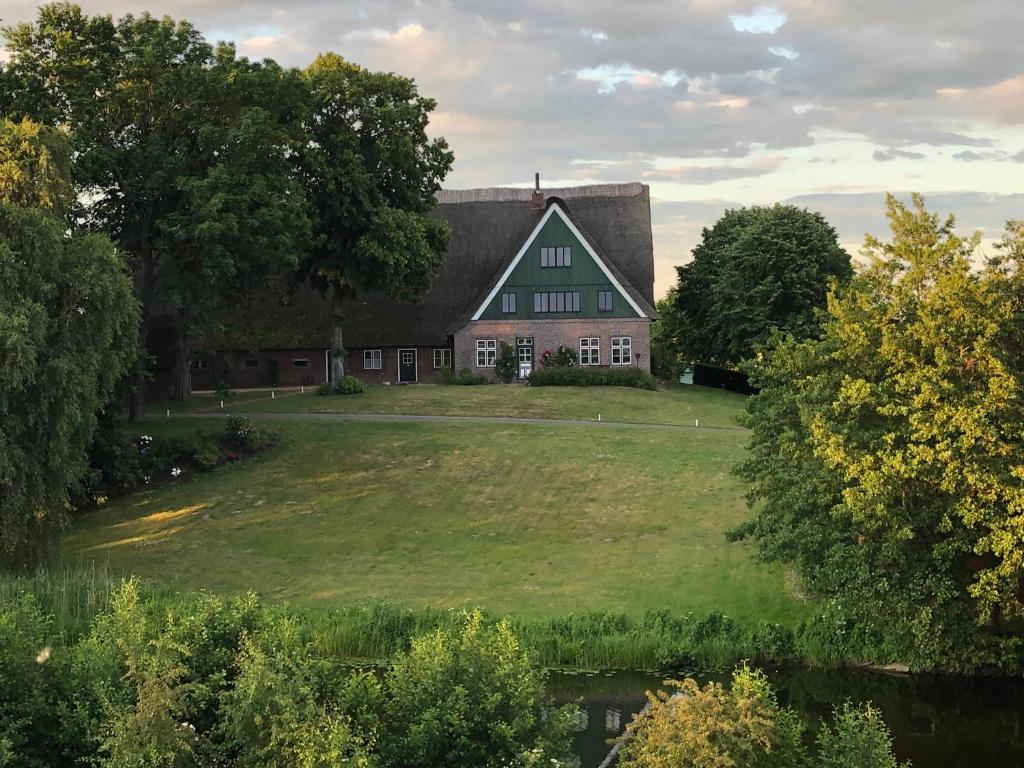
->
[598, 413, 602, 422]
[220, 400, 224, 409]
[696, 419, 699, 428]
[166, 409, 170, 419]
[271, 390, 275, 399]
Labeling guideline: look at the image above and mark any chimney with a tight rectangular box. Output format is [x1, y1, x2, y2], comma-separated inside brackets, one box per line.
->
[530, 172, 544, 210]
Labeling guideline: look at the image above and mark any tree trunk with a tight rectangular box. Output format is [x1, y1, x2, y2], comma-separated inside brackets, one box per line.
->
[172, 322, 191, 402]
[128, 247, 157, 421]
[332, 320, 346, 380]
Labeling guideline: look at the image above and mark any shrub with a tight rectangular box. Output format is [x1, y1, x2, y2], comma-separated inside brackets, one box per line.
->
[540, 345, 577, 368]
[439, 367, 487, 385]
[73, 413, 142, 507]
[495, 341, 517, 383]
[223, 415, 262, 451]
[528, 365, 656, 390]
[336, 375, 364, 394]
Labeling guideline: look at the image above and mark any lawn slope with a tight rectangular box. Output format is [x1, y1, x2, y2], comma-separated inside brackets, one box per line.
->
[65, 410, 805, 625]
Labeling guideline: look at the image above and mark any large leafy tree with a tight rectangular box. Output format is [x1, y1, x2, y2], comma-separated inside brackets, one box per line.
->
[299, 53, 453, 378]
[672, 205, 852, 367]
[1, 4, 310, 411]
[735, 195, 1024, 670]
[0, 119, 137, 565]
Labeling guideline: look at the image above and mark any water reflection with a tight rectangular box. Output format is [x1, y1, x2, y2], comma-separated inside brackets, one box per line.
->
[547, 667, 1024, 768]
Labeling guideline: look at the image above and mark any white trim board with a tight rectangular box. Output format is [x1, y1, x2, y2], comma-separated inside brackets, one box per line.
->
[469, 202, 647, 321]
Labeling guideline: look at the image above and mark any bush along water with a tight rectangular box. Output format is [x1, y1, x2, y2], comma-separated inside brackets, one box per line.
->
[528, 365, 656, 390]
[0, 577, 578, 768]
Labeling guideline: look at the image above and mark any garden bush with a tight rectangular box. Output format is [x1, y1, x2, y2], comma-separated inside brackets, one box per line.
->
[439, 366, 488, 385]
[540, 345, 577, 368]
[495, 341, 517, 383]
[223, 415, 265, 451]
[317, 375, 365, 395]
[528, 365, 656, 390]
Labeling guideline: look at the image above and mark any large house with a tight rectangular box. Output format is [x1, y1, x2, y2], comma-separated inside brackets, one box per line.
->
[147, 179, 656, 394]
[338, 180, 657, 384]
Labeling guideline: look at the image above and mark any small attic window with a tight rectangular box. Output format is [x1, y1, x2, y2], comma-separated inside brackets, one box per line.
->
[540, 246, 571, 268]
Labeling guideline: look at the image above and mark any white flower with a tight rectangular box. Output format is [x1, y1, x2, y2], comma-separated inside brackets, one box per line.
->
[171, 467, 182, 477]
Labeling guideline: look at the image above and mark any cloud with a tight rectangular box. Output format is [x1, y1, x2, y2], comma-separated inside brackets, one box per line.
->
[873, 148, 927, 162]
[730, 7, 788, 35]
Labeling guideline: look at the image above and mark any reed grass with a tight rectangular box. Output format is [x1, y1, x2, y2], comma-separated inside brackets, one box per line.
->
[0, 569, 821, 671]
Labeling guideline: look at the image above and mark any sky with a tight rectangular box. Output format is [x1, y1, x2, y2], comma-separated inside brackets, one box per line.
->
[4, 0, 1023, 296]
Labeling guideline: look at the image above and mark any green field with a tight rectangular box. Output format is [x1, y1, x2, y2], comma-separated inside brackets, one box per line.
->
[151, 382, 747, 429]
[67, 386, 806, 626]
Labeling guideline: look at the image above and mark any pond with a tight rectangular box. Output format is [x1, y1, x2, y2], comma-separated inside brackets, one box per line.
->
[548, 666, 1024, 768]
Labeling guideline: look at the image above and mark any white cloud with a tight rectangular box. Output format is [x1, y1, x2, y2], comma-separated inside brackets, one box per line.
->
[768, 45, 799, 60]
[729, 6, 787, 35]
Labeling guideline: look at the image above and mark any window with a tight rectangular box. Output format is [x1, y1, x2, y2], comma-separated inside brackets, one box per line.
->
[191, 359, 208, 370]
[540, 246, 572, 268]
[293, 358, 309, 368]
[579, 337, 600, 366]
[611, 336, 632, 365]
[476, 339, 497, 367]
[363, 349, 382, 370]
[433, 348, 452, 368]
[517, 337, 533, 365]
[244, 358, 259, 368]
[532, 291, 581, 313]
[598, 290, 614, 313]
[501, 292, 517, 314]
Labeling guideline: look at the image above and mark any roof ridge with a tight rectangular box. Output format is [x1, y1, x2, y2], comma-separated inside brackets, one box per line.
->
[437, 182, 647, 204]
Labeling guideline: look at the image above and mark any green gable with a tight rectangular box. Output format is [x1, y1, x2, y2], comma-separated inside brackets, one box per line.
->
[477, 207, 642, 320]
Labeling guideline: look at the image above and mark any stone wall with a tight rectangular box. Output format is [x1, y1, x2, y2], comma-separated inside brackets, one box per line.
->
[453, 318, 651, 378]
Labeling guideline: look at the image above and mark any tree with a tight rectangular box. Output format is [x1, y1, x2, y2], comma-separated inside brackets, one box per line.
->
[0, 119, 137, 565]
[617, 666, 907, 768]
[1, 4, 310, 412]
[299, 53, 453, 378]
[617, 666, 806, 768]
[735, 195, 1024, 670]
[650, 287, 686, 380]
[670, 205, 852, 367]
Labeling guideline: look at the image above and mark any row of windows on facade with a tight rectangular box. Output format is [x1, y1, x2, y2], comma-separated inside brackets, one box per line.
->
[475, 336, 633, 367]
[500, 290, 615, 314]
[191, 358, 310, 370]
[361, 348, 452, 370]
[540, 246, 571, 268]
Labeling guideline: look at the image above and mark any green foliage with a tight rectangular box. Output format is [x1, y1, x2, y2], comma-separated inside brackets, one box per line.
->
[318, 375, 366, 396]
[671, 204, 852, 367]
[2, 4, 312, 408]
[0, 580, 573, 767]
[0, 120, 138, 566]
[0, 118, 72, 212]
[650, 288, 686, 380]
[495, 341, 518, 383]
[377, 611, 576, 768]
[736, 194, 1024, 671]
[540, 345, 578, 368]
[439, 367, 488, 385]
[617, 665, 806, 768]
[528, 366, 656, 390]
[222, 415, 264, 452]
[618, 666, 906, 768]
[817, 702, 909, 768]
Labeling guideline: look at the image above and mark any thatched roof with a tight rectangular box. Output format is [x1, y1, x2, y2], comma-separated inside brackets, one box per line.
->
[340, 182, 656, 348]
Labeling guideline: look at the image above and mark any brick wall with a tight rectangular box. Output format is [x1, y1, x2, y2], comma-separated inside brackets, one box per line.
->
[191, 348, 329, 391]
[453, 318, 651, 378]
[345, 345, 452, 385]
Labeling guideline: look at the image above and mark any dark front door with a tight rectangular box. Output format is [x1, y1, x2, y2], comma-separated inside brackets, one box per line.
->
[398, 348, 417, 383]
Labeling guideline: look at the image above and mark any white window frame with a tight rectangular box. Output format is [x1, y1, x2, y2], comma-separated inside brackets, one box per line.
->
[476, 339, 497, 367]
[611, 336, 632, 365]
[293, 358, 309, 368]
[433, 348, 452, 369]
[363, 349, 382, 370]
[579, 337, 600, 366]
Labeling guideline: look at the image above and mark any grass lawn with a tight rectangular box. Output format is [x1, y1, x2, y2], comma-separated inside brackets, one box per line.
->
[64, 411, 807, 626]
[150, 383, 748, 429]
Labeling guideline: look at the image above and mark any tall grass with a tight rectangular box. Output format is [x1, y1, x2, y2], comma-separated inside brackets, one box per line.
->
[1, 569, 832, 671]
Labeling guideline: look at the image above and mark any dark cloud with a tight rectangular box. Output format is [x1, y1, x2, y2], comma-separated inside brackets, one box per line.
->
[873, 148, 927, 162]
